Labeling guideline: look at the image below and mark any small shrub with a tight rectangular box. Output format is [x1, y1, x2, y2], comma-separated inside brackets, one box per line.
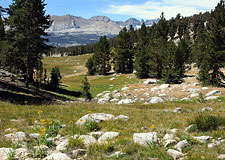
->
[69, 138, 85, 149]
[194, 113, 222, 131]
[81, 75, 92, 101]
[50, 66, 61, 89]
[84, 120, 100, 132]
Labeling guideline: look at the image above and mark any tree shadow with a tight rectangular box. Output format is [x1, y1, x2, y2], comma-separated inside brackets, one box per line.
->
[0, 80, 82, 105]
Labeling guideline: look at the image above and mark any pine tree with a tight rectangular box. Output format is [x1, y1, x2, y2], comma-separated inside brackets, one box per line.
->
[85, 55, 96, 75]
[94, 36, 111, 75]
[81, 75, 92, 101]
[134, 47, 150, 79]
[50, 66, 61, 89]
[6, 0, 51, 87]
[162, 41, 181, 83]
[194, 0, 225, 86]
[114, 27, 133, 73]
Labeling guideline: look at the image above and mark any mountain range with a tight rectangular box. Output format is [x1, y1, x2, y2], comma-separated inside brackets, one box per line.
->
[46, 15, 159, 47]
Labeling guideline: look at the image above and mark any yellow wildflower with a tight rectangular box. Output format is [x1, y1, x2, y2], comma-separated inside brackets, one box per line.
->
[38, 110, 43, 114]
[69, 120, 74, 124]
[49, 120, 53, 125]
[79, 119, 83, 122]
[87, 111, 92, 114]
[41, 119, 46, 122]
[24, 101, 28, 104]
[41, 128, 46, 132]
[40, 132, 43, 136]
[150, 124, 155, 129]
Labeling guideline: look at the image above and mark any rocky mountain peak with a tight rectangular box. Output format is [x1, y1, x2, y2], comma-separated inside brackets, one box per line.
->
[89, 16, 111, 23]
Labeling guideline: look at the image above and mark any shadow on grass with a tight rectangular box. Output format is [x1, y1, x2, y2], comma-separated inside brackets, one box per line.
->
[0, 80, 82, 105]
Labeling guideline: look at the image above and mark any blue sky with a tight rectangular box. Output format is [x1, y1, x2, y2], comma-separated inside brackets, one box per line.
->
[1, 0, 221, 21]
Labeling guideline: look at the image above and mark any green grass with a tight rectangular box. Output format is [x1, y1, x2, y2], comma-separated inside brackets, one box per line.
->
[0, 101, 225, 159]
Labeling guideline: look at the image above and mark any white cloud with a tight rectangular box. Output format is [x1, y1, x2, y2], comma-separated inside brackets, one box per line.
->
[104, 0, 220, 19]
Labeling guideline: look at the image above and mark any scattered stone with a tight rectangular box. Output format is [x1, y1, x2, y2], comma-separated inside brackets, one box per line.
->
[34, 145, 49, 151]
[10, 119, 25, 123]
[193, 136, 212, 143]
[113, 93, 121, 99]
[187, 88, 200, 93]
[76, 113, 115, 125]
[170, 129, 179, 134]
[110, 98, 120, 102]
[218, 154, 225, 159]
[202, 87, 209, 90]
[192, 83, 199, 86]
[121, 87, 129, 91]
[201, 107, 213, 112]
[146, 97, 164, 104]
[185, 124, 197, 132]
[190, 93, 199, 98]
[206, 90, 221, 97]
[73, 135, 96, 146]
[4, 132, 26, 142]
[205, 96, 219, 100]
[174, 140, 189, 152]
[114, 115, 129, 121]
[151, 87, 159, 92]
[163, 134, 175, 141]
[167, 149, 184, 160]
[159, 84, 170, 89]
[173, 108, 182, 113]
[181, 97, 190, 101]
[56, 139, 69, 151]
[110, 77, 116, 81]
[143, 79, 158, 84]
[67, 149, 86, 159]
[133, 132, 158, 146]
[89, 131, 104, 137]
[15, 148, 29, 159]
[159, 94, 167, 97]
[117, 99, 134, 104]
[98, 132, 120, 143]
[29, 133, 40, 139]
[112, 90, 119, 94]
[164, 139, 177, 148]
[44, 152, 72, 160]
[0, 148, 12, 160]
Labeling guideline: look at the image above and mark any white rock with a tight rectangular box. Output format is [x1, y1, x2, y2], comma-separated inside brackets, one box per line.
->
[202, 87, 209, 90]
[117, 99, 134, 104]
[15, 148, 29, 159]
[96, 93, 103, 97]
[193, 136, 212, 143]
[206, 90, 221, 97]
[163, 134, 175, 141]
[73, 135, 96, 146]
[167, 149, 184, 160]
[114, 115, 129, 121]
[159, 84, 170, 89]
[218, 154, 225, 159]
[181, 97, 190, 101]
[185, 124, 197, 132]
[89, 131, 105, 137]
[173, 108, 182, 113]
[192, 83, 199, 86]
[201, 107, 213, 112]
[164, 139, 177, 148]
[98, 132, 120, 143]
[44, 152, 72, 160]
[112, 90, 119, 94]
[110, 98, 120, 102]
[146, 97, 164, 104]
[34, 145, 49, 151]
[151, 87, 159, 92]
[170, 129, 179, 134]
[159, 94, 167, 97]
[121, 87, 129, 91]
[107, 151, 125, 158]
[174, 140, 189, 152]
[4, 132, 26, 142]
[110, 77, 116, 81]
[29, 133, 40, 139]
[187, 88, 200, 93]
[190, 93, 199, 98]
[133, 132, 158, 146]
[205, 96, 219, 100]
[76, 113, 115, 125]
[0, 148, 12, 160]
[56, 139, 69, 151]
[113, 93, 121, 99]
[144, 79, 158, 84]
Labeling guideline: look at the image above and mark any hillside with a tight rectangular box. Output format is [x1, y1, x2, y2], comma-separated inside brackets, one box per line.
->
[46, 15, 159, 47]
[0, 54, 225, 159]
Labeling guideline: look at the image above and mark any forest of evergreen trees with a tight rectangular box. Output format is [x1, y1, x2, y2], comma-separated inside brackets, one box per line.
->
[86, 0, 225, 87]
[0, 0, 224, 88]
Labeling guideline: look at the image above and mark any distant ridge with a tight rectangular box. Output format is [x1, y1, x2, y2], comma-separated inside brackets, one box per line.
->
[46, 15, 159, 47]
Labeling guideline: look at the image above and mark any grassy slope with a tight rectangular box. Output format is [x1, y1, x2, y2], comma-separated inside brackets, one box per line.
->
[0, 55, 224, 159]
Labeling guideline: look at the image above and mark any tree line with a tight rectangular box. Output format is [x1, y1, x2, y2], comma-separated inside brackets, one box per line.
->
[86, 0, 225, 87]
